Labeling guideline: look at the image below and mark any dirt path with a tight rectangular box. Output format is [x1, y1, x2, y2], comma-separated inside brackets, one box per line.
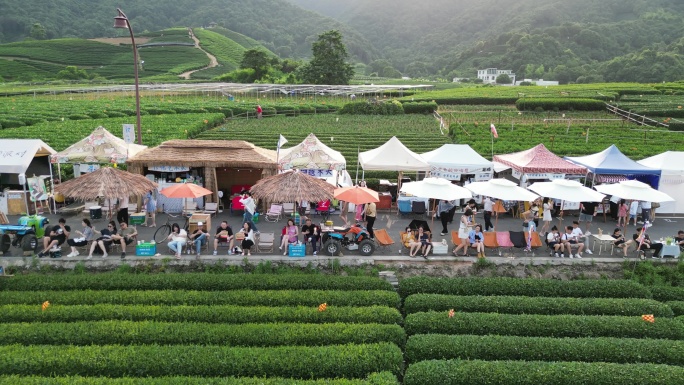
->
[178, 28, 219, 80]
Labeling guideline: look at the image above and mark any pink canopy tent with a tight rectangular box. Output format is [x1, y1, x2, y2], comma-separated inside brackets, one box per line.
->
[493, 144, 587, 175]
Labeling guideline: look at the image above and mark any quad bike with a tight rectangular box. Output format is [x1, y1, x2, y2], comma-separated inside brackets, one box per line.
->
[0, 215, 48, 255]
[320, 224, 376, 256]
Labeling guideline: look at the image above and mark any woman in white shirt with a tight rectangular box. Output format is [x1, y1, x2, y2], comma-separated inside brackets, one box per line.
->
[240, 222, 255, 256]
[541, 197, 553, 235]
[167, 223, 187, 259]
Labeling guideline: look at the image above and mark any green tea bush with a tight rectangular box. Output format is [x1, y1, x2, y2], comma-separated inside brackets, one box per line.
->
[0, 274, 393, 292]
[0, 304, 402, 325]
[398, 277, 651, 299]
[401, 102, 437, 114]
[403, 294, 673, 317]
[405, 334, 684, 365]
[0, 321, 406, 347]
[339, 101, 404, 115]
[650, 286, 684, 302]
[404, 359, 684, 385]
[516, 98, 606, 111]
[667, 301, 684, 316]
[0, 373, 400, 385]
[404, 311, 684, 339]
[405, 97, 518, 105]
[0, 290, 400, 308]
[0, 343, 403, 379]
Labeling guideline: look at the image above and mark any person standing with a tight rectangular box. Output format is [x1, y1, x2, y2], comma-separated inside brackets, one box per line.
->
[629, 200, 639, 226]
[364, 201, 377, 239]
[240, 191, 259, 233]
[541, 197, 553, 235]
[579, 201, 598, 234]
[142, 190, 157, 227]
[483, 196, 494, 232]
[617, 199, 628, 228]
[256, 105, 263, 119]
[435, 199, 455, 236]
[339, 201, 349, 227]
[116, 196, 129, 226]
[640, 201, 652, 224]
[453, 209, 473, 256]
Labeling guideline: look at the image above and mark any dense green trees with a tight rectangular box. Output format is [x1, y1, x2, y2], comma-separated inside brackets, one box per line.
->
[299, 30, 354, 85]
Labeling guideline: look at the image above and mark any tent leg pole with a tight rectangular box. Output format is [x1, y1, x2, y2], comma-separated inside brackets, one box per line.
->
[49, 161, 56, 214]
[22, 177, 29, 216]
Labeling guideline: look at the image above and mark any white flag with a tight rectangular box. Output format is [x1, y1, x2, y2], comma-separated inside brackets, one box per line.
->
[277, 134, 288, 149]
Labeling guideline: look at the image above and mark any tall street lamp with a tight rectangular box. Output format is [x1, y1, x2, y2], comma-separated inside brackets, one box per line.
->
[113, 8, 142, 145]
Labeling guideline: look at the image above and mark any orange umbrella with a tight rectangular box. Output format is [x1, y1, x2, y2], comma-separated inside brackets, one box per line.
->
[160, 183, 213, 198]
[334, 186, 379, 205]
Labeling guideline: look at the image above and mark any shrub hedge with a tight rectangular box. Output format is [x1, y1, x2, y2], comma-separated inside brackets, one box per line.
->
[0, 373, 400, 385]
[398, 277, 652, 299]
[338, 101, 404, 115]
[404, 97, 518, 105]
[405, 334, 684, 365]
[0, 321, 406, 347]
[516, 98, 606, 111]
[0, 274, 394, 292]
[0, 343, 403, 379]
[400, 102, 437, 114]
[404, 311, 684, 339]
[0, 304, 402, 324]
[0, 289, 400, 308]
[667, 301, 684, 316]
[650, 286, 684, 302]
[403, 359, 684, 385]
[403, 294, 673, 317]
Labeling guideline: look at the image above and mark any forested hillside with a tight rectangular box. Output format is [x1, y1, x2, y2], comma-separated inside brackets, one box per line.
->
[290, 0, 684, 83]
[0, 0, 378, 62]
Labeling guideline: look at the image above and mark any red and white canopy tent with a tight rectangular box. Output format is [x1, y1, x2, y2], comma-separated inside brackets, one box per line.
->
[493, 144, 587, 185]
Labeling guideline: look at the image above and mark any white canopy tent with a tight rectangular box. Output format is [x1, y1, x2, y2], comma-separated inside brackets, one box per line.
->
[421, 144, 494, 180]
[0, 139, 57, 214]
[638, 151, 684, 214]
[51, 126, 147, 165]
[358, 136, 430, 191]
[278, 133, 346, 171]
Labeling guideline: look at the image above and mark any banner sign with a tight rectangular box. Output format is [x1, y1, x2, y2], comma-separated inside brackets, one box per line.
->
[474, 172, 493, 182]
[122, 124, 135, 144]
[301, 169, 334, 177]
[513, 169, 565, 180]
[148, 165, 190, 173]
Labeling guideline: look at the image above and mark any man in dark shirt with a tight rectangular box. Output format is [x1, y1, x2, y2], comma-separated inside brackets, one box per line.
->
[213, 221, 234, 255]
[579, 201, 598, 235]
[38, 218, 70, 258]
[301, 218, 321, 255]
[189, 221, 208, 257]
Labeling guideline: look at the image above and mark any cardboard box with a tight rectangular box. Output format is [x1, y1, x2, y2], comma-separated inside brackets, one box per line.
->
[129, 213, 145, 225]
[288, 244, 306, 257]
[136, 243, 156, 257]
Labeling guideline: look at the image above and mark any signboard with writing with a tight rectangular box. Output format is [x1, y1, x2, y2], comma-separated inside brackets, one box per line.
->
[561, 201, 580, 210]
[27, 176, 48, 202]
[301, 169, 334, 177]
[512, 169, 566, 181]
[122, 124, 135, 144]
[148, 165, 191, 173]
[474, 172, 493, 182]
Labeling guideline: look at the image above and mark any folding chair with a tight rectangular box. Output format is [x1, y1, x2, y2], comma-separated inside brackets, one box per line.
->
[265, 204, 283, 222]
[256, 232, 275, 253]
[451, 230, 468, 256]
[398, 200, 412, 217]
[282, 202, 295, 216]
[373, 229, 395, 253]
[315, 200, 332, 217]
[411, 201, 427, 217]
[203, 202, 218, 217]
[483, 232, 499, 255]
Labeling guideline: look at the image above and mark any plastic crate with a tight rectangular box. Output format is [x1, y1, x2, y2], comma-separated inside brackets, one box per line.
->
[129, 213, 145, 225]
[288, 244, 306, 257]
[136, 243, 156, 257]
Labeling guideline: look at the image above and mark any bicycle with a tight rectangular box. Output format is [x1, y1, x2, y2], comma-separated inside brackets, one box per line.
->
[153, 212, 191, 244]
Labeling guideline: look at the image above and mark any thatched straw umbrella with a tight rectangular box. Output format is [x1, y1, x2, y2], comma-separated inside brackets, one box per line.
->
[55, 167, 158, 201]
[250, 170, 334, 213]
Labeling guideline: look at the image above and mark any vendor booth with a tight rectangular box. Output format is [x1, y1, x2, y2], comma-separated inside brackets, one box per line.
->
[51, 126, 147, 169]
[278, 133, 346, 174]
[359, 136, 430, 210]
[638, 151, 684, 214]
[494, 144, 587, 185]
[0, 139, 56, 215]
[565, 145, 661, 189]
[421, 144, 494, 181]
[127, 140, 277, 213]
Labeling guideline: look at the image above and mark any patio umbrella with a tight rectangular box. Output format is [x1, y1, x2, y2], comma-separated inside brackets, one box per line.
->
[250, 170, 334, 213]
[55, 167, 157, 201]
[594, 180, 674, 203]
[465, 179, 539, 230]
[334, 186, 379, 205]
[160, 183, 213, 198]
[400, 177, 472, 201]
[528, 179, 605, 227]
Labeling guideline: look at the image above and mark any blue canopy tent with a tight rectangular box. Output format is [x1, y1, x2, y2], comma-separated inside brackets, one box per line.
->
[565, 145, 661, 188]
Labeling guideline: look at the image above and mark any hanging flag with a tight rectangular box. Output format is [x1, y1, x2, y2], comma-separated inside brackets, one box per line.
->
[448, 309, 455, 318]
[318, 303, 328, 312]
[642, 314, 655, 323]
[42, 301, 50, 311]
[490, 123, 499, 138]
[277, 134, 288, 150]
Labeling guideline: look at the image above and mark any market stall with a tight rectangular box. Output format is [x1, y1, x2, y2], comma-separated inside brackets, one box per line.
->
[493, 143, 587, 186]
[565, 145, 661, 188]
[127, 140, 277, 212]
[278, 133, 346, 174]
[421, 144, 494, 181]
[51, 126, 147, 168]
[638, 151, 684, 214]
[0, 139, 56, 215]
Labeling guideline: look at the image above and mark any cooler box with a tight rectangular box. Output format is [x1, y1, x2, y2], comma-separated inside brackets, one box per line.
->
[288, 244, 306, 257]
[129, 213, 145, 225]
[431, 241, 448, 255]
[398, 200, 412, 213]
[136, 243, 156, 256]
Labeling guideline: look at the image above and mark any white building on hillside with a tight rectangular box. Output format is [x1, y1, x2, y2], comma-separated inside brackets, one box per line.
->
[477, 68, 516, 84]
